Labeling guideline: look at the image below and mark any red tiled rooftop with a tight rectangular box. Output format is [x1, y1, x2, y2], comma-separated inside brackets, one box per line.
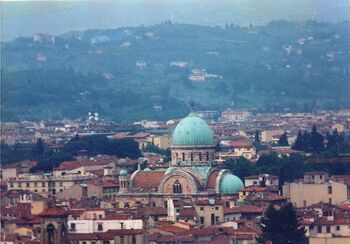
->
[113, 132, 150, 139]
[38, 207, 67, 217]
[230, 141, 253, 148]
[56, 159, 115, 170]
[158, 225, 189, 234]
[179, 207, 196, 218]
[313, 216, 350, 225]
[242, 186, 278, 192]
[224, 205, 265, 214]
[131, 171, 165, 189]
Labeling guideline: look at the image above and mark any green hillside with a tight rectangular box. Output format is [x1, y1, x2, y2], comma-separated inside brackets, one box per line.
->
[2, 21, 350, 122]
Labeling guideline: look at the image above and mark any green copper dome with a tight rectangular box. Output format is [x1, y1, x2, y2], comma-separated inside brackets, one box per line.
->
[219, 174, 244, 194]
[119, 169, 127, 176]
[172, 112, 214, 146]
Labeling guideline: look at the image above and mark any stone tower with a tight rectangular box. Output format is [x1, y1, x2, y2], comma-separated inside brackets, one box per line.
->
[39, 207, 68, 244]
[119, 169, 129, 193]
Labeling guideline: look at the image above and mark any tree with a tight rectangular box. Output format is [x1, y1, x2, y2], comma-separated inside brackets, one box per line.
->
[258, 203, 307, 244]
[33, 138, 45, 155]
[255, 130, 261, 143]
[310, 125, 324, 152]
[223, 157, 256, 179]
[280, 154, 305, 182]
[302, 131, 311, 152]
[293, 130, 304, 151]
[256, 153, 282, 176]
[278, 132, 289, 146]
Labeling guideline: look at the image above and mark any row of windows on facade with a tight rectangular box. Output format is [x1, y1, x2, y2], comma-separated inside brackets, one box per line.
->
[70, 222, 126, 231]
[10, 181, 64, 188]
[175, 152, 214, 161]
[175, 215, 219, 225]
[310, 225, 348, 233]
[200, 214, 220, 225]
[9, 187, 64, 194]
[303, 198, 333, 208]
[79, 236, 136, 244]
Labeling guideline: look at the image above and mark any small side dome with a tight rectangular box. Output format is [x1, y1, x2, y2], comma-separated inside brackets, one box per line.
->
[219, 174, 244, 194]
[119, 169, 127, 176]
[144, 167, 151, 171]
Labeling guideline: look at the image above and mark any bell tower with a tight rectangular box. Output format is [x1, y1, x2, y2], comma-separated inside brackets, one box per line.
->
[39, 207, 68, 244]
[119, 169, 129, 193]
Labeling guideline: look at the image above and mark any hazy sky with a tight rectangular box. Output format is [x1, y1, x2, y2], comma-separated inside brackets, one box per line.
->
[2, 0, 349, 41]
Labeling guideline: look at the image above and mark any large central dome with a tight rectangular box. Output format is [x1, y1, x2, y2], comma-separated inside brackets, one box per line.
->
[172, 112, 214, 146]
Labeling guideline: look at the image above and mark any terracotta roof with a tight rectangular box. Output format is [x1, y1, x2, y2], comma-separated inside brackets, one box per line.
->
[68, 229, 144, 241]
[105, 212, 131, 220]
[56, 159, 115, 170]
[179, 207, 196, 218]
[184, 226, 258, 236]
[242, 186, 278, 192]
[67, 209, 85, 218]
[245, 192, 288, 202]
[144, 207, 168, 216]
[132, 171, 165, 189]
[157, 225, 189, 234]
[313, 216, 350, 225]
[340, 203, 350, 211]
[149, 234, 193, 242]
[113, 132, 150, 139]
[100, 180, 119, 188]
[230, 141, 253, 148]
[224, 205, 265, 214]
[38, 207, 67, 217]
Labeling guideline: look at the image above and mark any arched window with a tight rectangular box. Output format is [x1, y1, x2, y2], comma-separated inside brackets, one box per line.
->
[191, 153, 193, 161]
[173, 180, 182, 194]
[206, 151, 209, 161]
[182, 153, 185, 161]
[46, 224, 56, 244]
[199, 152, 202, 161]
[176, 153, 178, 161]
[132, 236, 137, 244]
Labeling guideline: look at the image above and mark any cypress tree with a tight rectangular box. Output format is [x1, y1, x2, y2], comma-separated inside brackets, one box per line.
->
[278, 132, 289, 146]
[310, 125, 324, 152]
[255, 130, 261, 143]
[293, 130, 303, 151]
[258, 203, 307, 244]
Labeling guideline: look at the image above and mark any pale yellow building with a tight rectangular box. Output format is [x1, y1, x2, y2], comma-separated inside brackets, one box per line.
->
[283, 172, 349, 208]
[309, 237, 350, 244]
[7, 172, 97, 197]
[261, 129, 283, 143]
[148, 135, 171, 149]
[194, 199, 224, 227]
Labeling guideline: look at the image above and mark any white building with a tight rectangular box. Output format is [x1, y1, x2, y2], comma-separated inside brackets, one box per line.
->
[245, 174, 279, 187]
[68, 219, 143, 233]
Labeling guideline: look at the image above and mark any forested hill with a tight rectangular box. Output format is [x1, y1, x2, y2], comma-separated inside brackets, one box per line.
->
[2, 21, 350, 122]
